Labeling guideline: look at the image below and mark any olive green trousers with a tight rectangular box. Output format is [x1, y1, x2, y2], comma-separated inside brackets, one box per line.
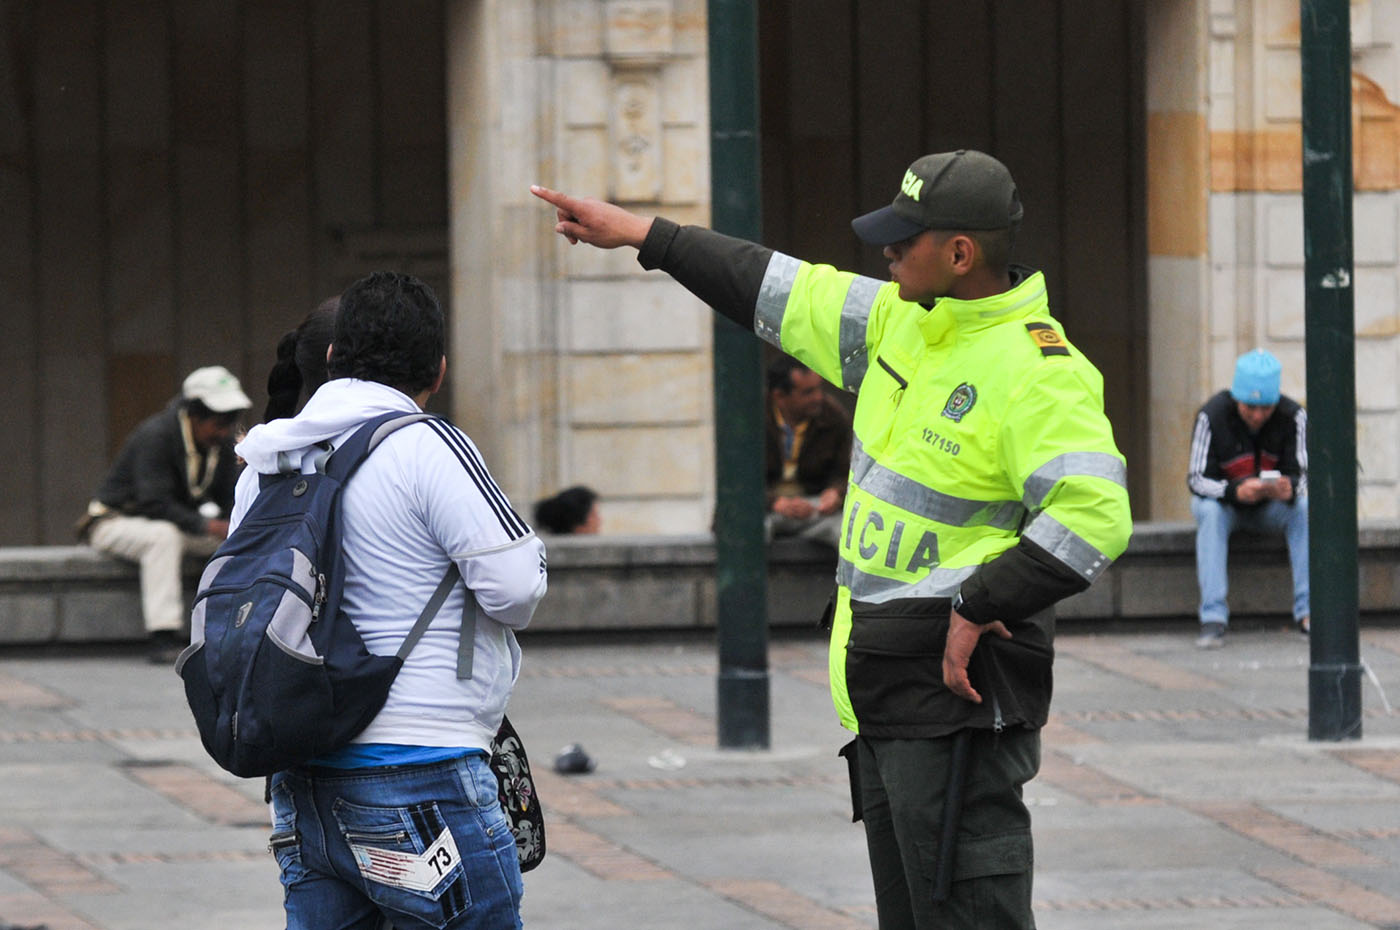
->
[854, 727, 1040, 930]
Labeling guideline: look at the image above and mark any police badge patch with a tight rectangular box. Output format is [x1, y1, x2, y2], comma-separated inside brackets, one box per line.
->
[942, 383, 977, 422]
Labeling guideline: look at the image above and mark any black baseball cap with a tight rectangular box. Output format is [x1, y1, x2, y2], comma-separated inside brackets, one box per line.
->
[851, 150, 1024, 246]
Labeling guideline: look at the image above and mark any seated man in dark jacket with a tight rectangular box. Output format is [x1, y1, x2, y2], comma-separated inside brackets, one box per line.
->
[1187, 348, 1308, 648]
[81, 366, 250, 662]
[765, 355, 852, 548]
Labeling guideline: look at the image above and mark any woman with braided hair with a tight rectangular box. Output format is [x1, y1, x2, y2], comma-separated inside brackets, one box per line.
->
[264, 297, 339, 421]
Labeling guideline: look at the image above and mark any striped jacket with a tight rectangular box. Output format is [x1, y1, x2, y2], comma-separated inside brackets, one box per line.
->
[1188, 390, 1307, 505]
[232, 378, 547, 752]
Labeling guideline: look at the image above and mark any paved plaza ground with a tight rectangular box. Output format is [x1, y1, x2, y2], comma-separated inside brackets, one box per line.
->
[1, 621, 1398, 929]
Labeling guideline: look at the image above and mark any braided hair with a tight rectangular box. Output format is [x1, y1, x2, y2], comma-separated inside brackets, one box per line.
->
[264, 298, 338, 420]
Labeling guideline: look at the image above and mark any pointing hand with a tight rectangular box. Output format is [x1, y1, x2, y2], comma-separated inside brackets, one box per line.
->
[530, 185, 654, 249]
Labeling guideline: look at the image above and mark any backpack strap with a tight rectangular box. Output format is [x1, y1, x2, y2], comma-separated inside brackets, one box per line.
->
[325, 412, 438, 482]
[309, 442, 335, 474]
[274, 441, 333, 476]
[457, 588, 477, 681]
[394, 561, 478, 681]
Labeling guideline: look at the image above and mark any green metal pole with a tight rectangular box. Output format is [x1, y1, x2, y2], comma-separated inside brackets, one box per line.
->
[1300, 0, 1362, 740]
[707, 0, 769, 749]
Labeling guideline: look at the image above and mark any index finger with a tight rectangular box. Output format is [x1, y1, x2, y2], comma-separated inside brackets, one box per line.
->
[530, 184, 575, 210]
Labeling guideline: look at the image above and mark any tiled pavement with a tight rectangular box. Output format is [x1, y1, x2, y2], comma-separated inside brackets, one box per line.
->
[1, 624, 1398, 929]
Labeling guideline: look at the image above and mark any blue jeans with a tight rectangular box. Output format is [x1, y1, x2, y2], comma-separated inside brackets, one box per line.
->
[1190, 494, 1309, 625]
[270, 754, 523, 930]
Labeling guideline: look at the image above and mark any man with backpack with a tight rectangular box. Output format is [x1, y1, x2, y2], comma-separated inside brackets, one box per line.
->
[228, 272, 547, 930]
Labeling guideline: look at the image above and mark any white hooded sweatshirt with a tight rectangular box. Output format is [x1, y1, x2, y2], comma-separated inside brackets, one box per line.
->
[232, 378, 547, 752]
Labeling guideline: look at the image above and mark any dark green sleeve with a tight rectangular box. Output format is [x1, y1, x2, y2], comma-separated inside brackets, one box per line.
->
[637, 218, 773, 330]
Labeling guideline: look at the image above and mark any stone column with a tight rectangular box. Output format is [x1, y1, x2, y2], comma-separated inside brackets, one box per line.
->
[1145, 0, 1211, 519]
[445, 0, 555, 509]
[445, 0, 714, 534]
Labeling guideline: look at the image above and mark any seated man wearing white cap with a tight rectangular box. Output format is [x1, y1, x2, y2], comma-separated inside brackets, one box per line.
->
[80, 366, 251, 662]
[1188, 348, 1309, 648]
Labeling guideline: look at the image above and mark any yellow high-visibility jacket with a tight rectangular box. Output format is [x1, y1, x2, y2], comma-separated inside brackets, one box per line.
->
[639, 220, 1133, 737]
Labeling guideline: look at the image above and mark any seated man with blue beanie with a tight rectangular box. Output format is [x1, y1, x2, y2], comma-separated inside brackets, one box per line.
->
[1187, 348, 1309, 648]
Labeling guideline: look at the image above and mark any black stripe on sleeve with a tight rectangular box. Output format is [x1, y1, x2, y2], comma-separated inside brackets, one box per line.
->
[424, 419, 530, 539]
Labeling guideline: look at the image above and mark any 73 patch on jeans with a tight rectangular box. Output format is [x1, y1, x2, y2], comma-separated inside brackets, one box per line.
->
[350, 826, 461, 894]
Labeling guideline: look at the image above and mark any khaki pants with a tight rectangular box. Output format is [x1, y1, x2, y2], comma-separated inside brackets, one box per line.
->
[89, 515, 221, 633]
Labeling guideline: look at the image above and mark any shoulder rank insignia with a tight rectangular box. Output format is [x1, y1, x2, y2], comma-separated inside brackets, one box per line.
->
[1025, 322, 1070, 357]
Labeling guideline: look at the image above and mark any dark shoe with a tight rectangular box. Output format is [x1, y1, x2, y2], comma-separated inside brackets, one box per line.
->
[147, 630, 185, 665]
[1296, 616, 1310, 637]
[1195, 622, 1226, 649]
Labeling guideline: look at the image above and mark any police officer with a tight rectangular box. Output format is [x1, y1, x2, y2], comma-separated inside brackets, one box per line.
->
[532, 149, 1132, 930]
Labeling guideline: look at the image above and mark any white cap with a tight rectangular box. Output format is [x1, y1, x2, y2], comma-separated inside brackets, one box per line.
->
[182, 366, 252, 413]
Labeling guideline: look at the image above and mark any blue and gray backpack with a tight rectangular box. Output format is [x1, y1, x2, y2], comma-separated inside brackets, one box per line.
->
[176, 411, 464, 778]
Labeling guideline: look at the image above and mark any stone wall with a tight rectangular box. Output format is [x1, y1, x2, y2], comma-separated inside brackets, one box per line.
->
[5, 526, 1398, 645]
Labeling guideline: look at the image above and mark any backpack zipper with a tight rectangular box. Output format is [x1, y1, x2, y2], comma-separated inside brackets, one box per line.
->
[195, 574, 314, 609]
[311, 573, 327, 620]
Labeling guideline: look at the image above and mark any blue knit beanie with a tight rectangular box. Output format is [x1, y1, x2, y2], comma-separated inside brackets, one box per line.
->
[1230, 348, 1281, 405]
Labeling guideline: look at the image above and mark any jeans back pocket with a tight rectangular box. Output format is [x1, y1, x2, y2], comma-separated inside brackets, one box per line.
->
[334, 798, 472, 929]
